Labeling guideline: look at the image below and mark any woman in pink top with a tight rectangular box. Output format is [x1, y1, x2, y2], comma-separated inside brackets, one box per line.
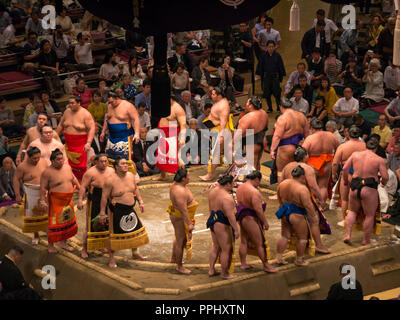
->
[72, 78, 92, 109]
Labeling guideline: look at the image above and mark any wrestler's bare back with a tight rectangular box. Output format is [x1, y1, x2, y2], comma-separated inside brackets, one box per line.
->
[208, 98, 230, 126]
[170, 183, 195, 208]
[282, 162, 316, 183]
[61, 107, 92, 134]
[346, 150, 387, 182]
[42, 164, 75, 192]
[236, 183, 263, 209]
[108, 172, 137, 205]
[16, 157, 48, 185]
[302, 131, 339, 156]
[159, 100, 186, 128]
[208, 186, 235, 213]
[28, 138, 65, 165]
[238, 109, 268, 134]
[275, 109, 308, 139]
[334, 140, 366, 165]
[85, 166, 115, 189]
[277, 179, 313, 211]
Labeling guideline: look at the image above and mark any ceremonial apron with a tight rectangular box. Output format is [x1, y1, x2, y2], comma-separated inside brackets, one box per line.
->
[167, 202, 199, 260]
[48, 187, 77, 243]
[155, 123, 180, 174]
[108, 202, 149, 251]
[86, 186, 109, 251]
[21, 184, 48, 233]
[63, 131, 88, 180]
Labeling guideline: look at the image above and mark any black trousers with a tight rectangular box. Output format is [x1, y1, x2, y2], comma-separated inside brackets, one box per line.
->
[263, 74, 281, 110]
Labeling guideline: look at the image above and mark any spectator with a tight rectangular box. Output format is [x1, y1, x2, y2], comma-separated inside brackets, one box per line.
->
[88, 89, 107, 124]
[98, 80, 110, 103]
[38, 39, 59, 74]
[99, 50, 120, 86]
[307, 47, 325, 87]
[146, 65, 154, 80]
[22, 93, 41, 128]
[173, 32, 192, 48]
[259, 17, 281, 50]
[259, 40, 286, 113]
[385, 90, 400, 123]
[135, 78, 151, 112]
[0, 246, 42, 300]
[0, 157, 21, 203]
[90, 123, 106, 155]
[284, 62, 311, 95]
[56, 6, 75, 36]
[0, 127, 15, 164]
[123, 54, 146, 82]
[383, 60, 400, 99]
[171, 63, 190, 96]
[382, 0, 395, 17]
[24, 9, 44, 36]
[338, 56, 364, 99]
[312, 9, 338, 54]
[316, 76, 338, 117]
[185, 118, 201, 165]
[387, 142, 400, 178]
[191, 57, 211, 96]
[377, 17, 396, 68]
[332, 87, 359, 124]
[353, 114, 371, 141]
[0, 97, 21, 137]
[180, 90, 200, 123]
[200, 86, 214, 111]
[197, 102, 212, 129]
[2, 16, 24, 49]
[290, 87, 309, 115]
[309, 96, 328, 127]
[387, 121, 400, 153]
[74, 32, 93, 68]
[361, 58, 384, 108]
[10, 0, 33, 17]
[368, 14, 384, 51]
[125, 29, 147, 58]
[27, 104, 45, 129]
[167, 42, 195, 74]
[359, 0, 371, 14]
[217, 55, 238, 107]
[41, 91, 61, 129]
[0, 4, 10, 33]
[251, 14, 267, 65]
[325, 50, 342, 86]
[120, 74, 137, 102]
[50, 25, 70, 65]
[137, 102, 151, 130]
[373, 114, 392, 149]
[326, 120, 344, 144]
[369, 134, 387, 159]
[301, 19, 327, 59]
[326, 263, 363, 300]
[287, 74, 313, 107]
[338, 20, 363, 59]
[72, 78, 92, 109]
[238, 22, 254, 70]
[22, 31, 40, 74]
[132, 127, 160, 177]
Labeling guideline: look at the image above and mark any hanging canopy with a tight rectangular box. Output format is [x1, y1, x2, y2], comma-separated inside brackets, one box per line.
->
[77, 0, 280, 34]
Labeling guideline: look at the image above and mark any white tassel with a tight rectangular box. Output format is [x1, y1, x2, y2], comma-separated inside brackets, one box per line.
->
[394, 0, 400, 66]
[289, 0, 300, 32]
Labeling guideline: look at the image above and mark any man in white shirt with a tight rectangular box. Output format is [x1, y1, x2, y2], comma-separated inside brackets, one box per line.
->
[284, 62, 312, 95]
[180, 90, 200, 123]
[312, 9, 338, 52]
[290, 88, 309, 115]
[3, 16, 24, 48]
[259, 17, 281, 50]
[137, 102, 151, 130]
[332, 87, 359, 123]
[384, 60, 400, 98]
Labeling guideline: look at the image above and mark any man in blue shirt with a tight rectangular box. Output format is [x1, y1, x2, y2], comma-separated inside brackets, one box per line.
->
[135, 78, 151, 112]
[259, 40, 286, 113]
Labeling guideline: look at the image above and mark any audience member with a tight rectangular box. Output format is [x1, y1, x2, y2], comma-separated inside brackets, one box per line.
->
[167, 42, 195, 74]
[0, 4, 10, 33]
[123, 54, 146, 81]
[259, 40, 286, 113]
[387, 142, 400, 177]
[185, 118, 201, 164]
[22, 31, 40, 74]
[316, 76, 338, 117]
[259, 17, 281, 50]
[74, 32, 93, 68]
[312, 9, 338, 53]
[0, 157, 21, 203]
[325, 50, 342, 86]
[367, 14, 384, 51]
[38, 39, 59, 74]
[137, 102, 151, 130]
[217, 55, 238, 106]
[132, 127, 160, 177]
[338, 56, 364, 99]
[309, 96, 328, 127]
[191, 57, 212, 96]
[332, 87, 359, 124]
[287, 74, 313, 106]
[387, 121, 400, 153]
[99, 50, 120, 86]
[135, 78, 151, 112]
[0, 127, 15, 164]
[41, 91, 61, 129]
[376, 17, 396, 68]
[25, 9, 44, 36]
[72, 78, 92, 109]
[373, 114, 392, 149]
[353, 114, 371, 141]
[180, 90, 200, 122]
[383, 60, 400, 99]
[307, 47, 325, 86]
[197, 102, 212, 130]
[284, 62, 311, 96]
[0, 97, 21, 137]
[361, 58, 384, 108]
[301, 19, 327, 59]
[338, 20, 363, 59]
[326, 120, 344, 144]
[171, 63, 190, 96]
[290, 87, 309, 115]
[22, 93, 41, 128]
[2, 16, 24, 49]
[56, 6, 75, 36]
[385, 90, 400, 123]
[88, 89, 107, 124]
[120, 73, 137, 102]
[238, 22, 254, 71]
